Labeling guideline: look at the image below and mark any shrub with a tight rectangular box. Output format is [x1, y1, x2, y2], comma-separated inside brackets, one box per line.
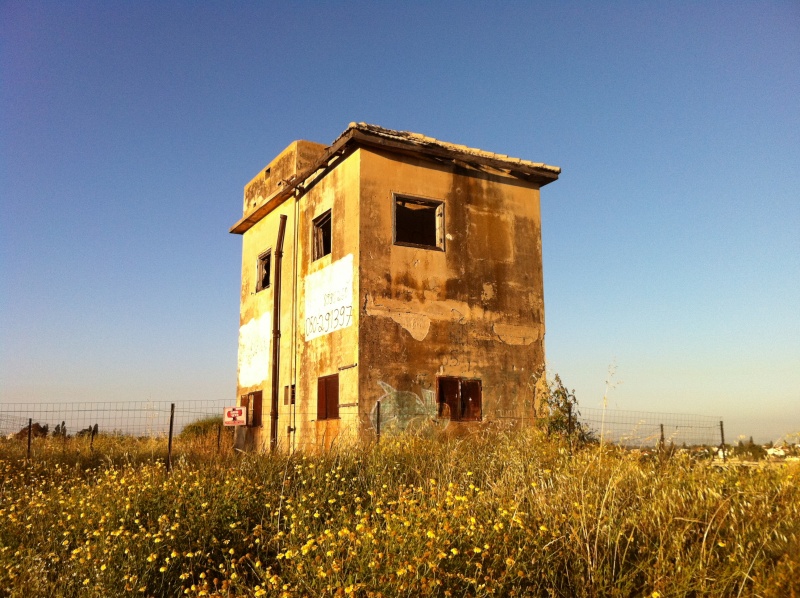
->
[540, 373, 595, 443]
[179, 416, 226, 439]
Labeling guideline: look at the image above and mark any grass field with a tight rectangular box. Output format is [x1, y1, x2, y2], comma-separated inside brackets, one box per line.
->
[1, 428, 798, 597]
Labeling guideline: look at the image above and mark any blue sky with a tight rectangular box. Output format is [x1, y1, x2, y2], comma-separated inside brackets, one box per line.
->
[2, 1, 798, 442]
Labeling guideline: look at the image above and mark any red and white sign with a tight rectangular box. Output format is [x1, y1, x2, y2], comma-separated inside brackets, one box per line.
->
[223, 406, 247, 426]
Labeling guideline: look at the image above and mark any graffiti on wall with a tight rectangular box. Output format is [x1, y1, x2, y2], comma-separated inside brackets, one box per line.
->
[238, 314, 271, 387]
[369, 381, 450, 436]
[304, 254, 354, 340]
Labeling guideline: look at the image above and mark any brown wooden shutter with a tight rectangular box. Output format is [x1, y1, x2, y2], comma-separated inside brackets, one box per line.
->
[317, 375, 339, 420]
[438, 377, 461, 420]
[461, 380, 482, 421]
[240, 394, 250, 425]
[326, 375, 339, 420]
[251, 391, 263, 427]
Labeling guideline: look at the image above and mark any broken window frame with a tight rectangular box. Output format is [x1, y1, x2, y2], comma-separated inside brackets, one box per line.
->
[255, 250, 272, 293]
[437, 376, 482, 422]
[317, 373, 339, 420]
[312, 209, 332, 261]
[392, 194, 445, 251]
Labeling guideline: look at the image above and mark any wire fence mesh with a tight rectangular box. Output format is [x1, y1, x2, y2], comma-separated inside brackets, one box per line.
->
[1, 401, 725, 450]
[578, 407, 723, 447]
[0, 400, 229, 438]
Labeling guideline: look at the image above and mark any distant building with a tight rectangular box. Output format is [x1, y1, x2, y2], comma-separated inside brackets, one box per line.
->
[230, 123, 560, 451]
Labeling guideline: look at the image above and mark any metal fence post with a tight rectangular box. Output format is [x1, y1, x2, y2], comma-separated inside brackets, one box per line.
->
[166, 403, 175, 474]
[567, 403, 573, 437]
[27, 418, 32, 462]
[719, 420, 726, 463]
[90, 423, 98, 451]
[659, 424, 665, 453]
[376, 401, 381, 443]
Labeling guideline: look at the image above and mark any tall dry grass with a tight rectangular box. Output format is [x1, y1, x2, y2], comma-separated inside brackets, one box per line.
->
[0, 428, 797, 597]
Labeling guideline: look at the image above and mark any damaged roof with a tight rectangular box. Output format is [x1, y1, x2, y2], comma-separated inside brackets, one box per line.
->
[336, 122, 561, 178]
[231, 122, 560, 234]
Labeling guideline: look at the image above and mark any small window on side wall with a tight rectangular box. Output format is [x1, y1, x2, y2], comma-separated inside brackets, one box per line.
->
[437, 376, 481, 421]
[313, 210, 332, 260]
[394, 195, 444, 250]
[256, 251, 271, 292]
[284, 384, 296, 406]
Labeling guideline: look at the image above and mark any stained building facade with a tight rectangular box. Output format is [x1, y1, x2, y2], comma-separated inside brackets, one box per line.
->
[231, 123, 560, 451]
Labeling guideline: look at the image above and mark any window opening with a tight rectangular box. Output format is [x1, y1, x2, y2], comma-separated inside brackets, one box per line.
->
[313, 210, 332, 260]
[317, 374, 339, 420]
[437, 377, 481, 421]
[394, 195, 444, 250]
[256, 250, 271, 292]
[284, 384, 296, 406]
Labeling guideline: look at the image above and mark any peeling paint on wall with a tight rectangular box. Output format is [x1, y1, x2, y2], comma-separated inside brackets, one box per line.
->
[369, 381, 448, 436]
[492, 323, 542, 346]
[238, 314, 272, 387]
[387, 312, 431, 341]
[304, 254, 354, 340]
[365, 292, 540, 346]
[364, 294, 461, 341]
[481, 283, 496, 302]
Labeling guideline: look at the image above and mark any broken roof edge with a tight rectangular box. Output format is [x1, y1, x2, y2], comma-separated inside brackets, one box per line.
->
[230, 122, 560, 235]
[339, 122, 561, 177]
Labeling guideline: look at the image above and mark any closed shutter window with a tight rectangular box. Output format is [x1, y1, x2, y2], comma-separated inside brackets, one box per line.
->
[317, 374, 339, 420]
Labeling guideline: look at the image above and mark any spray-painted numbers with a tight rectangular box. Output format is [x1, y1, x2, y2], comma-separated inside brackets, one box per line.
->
[305, 305, 353, 336]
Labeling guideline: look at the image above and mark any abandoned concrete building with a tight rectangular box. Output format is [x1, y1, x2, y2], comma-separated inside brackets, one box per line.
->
[231, 123, 560, 451]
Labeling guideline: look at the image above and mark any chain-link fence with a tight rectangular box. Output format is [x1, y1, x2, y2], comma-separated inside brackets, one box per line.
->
[578, 407, 724, 448]
[0, 400, 228, 439]
[1, 401, 726, 453]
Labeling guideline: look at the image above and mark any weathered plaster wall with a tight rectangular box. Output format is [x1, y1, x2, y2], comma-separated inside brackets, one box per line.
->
[293, 152, 361, 451]
[242, 140, 326, 215]
[236, 140, 328, 452]
[235, 140, 548, 452]
[357, 148, 546, 437]
[236, 199, 297, 451]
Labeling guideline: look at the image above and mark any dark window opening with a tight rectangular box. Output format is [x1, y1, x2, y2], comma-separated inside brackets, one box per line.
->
[317, 374, 339, 420]
[313, 210, 332, 260]
[438, 377, 482, 421]
[256, 251, 271, 292]
[394, 196, 444, 250]
[241, 391, 263, 427]
[284, 384, 296, 406]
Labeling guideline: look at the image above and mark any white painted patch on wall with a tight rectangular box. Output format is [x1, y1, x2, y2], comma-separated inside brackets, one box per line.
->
[238, 314, 272, 387]
[305, 253, 354, 340]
